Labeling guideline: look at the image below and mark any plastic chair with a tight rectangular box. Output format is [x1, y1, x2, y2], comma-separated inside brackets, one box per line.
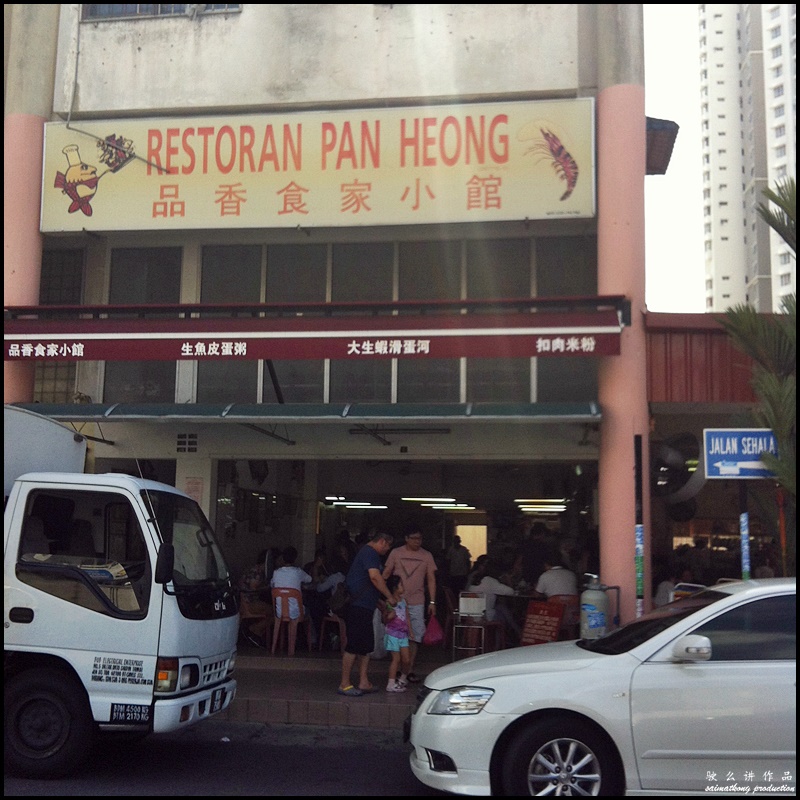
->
[549, 594, 580, 640]
[318, 611, 347, 653]
[271, 587, 312, 656]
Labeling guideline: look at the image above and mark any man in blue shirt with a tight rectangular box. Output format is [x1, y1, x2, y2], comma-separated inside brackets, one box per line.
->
[338, 530, 394, 696]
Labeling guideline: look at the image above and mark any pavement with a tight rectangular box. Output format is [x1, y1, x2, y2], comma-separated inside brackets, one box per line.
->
[218, 639, 452, 732]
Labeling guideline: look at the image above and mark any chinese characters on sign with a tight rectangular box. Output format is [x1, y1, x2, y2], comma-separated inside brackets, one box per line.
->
[180, 341, 248, 357]
[535, 336, 596, 354]
[7, 343, 86, 359]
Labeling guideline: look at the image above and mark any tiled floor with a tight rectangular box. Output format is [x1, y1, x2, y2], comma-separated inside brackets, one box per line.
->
[223, 642, 452, 730]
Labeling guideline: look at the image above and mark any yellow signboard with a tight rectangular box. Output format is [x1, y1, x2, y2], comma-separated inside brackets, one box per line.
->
[41, 99, 594, 232]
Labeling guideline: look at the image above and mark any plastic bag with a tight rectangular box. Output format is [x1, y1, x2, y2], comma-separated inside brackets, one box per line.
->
[422, 613, 444, 646]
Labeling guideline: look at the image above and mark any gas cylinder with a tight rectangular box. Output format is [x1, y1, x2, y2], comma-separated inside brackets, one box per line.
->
[580, 574, 609, 639]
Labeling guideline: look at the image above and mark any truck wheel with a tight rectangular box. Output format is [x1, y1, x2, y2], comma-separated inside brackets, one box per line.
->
[4, 667, 94, 779]
[501, 716, 623, 796]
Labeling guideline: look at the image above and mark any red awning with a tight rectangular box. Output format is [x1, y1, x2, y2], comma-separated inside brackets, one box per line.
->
[5, 308, 623, 361]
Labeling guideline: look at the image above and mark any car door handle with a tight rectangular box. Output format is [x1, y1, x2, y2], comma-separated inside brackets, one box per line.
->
[8, 607, 35, 623]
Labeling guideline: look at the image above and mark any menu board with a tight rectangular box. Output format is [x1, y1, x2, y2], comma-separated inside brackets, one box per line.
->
[520, 601, 564, 645]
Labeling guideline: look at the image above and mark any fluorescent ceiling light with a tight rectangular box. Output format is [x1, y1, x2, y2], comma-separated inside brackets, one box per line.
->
[345, 504, 388, 509]
[401, 497, 456, 503]
[514, 498, 566, 504]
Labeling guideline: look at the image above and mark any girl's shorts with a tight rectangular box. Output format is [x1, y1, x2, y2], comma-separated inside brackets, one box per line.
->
[384, 634, 409, 652]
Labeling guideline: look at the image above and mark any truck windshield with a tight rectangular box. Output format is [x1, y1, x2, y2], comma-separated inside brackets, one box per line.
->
[142, 490, 230, 587]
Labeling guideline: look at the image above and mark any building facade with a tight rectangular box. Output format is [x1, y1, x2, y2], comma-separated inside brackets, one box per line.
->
[699, 3, 796, 312]
[6, 4, 776, 620]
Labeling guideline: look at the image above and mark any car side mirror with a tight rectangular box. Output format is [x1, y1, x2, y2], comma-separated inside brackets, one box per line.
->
[671, 634, 712, 662]
[155, 543, 175, 584]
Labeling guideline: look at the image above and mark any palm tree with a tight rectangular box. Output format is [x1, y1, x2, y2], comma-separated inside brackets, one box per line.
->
[719, 178, 795, 575]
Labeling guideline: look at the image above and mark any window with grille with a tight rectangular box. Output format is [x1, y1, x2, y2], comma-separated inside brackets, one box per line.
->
[83, 5, 240, 20]
[34, 250, 84, 403]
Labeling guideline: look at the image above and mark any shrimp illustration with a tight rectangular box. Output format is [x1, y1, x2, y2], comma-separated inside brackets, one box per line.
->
[525, 128, 579, 201]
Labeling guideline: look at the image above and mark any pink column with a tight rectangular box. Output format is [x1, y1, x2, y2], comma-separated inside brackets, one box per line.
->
[4, 5, 59, 403]
[4, 113, 46, 402]
[597, 83, 651, 623]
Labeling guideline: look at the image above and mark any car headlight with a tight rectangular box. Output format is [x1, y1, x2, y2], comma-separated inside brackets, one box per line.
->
[428, 686, 495, 715]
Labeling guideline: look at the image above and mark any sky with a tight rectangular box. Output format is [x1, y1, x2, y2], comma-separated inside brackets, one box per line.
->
[643, 5, 706, 313]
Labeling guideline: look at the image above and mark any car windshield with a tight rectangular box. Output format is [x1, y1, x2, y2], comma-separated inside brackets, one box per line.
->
[577, 588, 731, 654]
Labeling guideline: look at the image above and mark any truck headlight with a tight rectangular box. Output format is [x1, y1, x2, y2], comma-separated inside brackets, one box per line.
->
[428, 686, 494, 715]
[155, 657, 179, 692]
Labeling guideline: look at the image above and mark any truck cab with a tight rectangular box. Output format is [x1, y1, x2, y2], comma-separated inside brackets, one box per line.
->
[4, 408, 239, 778]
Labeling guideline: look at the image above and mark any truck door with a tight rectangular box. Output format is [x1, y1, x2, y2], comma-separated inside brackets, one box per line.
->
[9, 482, 165, 724]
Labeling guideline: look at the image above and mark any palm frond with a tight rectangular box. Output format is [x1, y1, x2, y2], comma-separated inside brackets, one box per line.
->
[721, 299, 796, 378]
[757, 177, 796, 252]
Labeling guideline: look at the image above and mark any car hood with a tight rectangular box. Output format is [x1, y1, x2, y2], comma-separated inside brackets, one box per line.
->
[425, 640, 604, 689]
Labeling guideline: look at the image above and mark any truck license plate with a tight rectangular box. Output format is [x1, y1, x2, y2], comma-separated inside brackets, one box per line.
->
[211, 687, 225, 713]
[111, 703, 151, 723]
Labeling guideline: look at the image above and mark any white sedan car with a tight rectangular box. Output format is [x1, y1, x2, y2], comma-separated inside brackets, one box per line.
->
[407, 578, 796, 796]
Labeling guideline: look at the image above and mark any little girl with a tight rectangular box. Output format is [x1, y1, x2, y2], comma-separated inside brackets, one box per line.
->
[383, 575, 411, 692]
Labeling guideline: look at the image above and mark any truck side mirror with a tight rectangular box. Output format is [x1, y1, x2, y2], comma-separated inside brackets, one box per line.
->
[155, 543, 175, 584]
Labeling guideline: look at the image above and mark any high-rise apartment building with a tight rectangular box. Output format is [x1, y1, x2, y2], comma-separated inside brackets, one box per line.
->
[700, 3, 796, 312]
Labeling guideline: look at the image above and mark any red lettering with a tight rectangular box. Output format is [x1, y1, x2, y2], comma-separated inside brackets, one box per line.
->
[215, 126, 236, 174]
[322, 121, 378, 169]
[259, 127, 279, 171]
[399, 114, 508, 169]
[165, 128, 180, 175]
[361, 120, 379, 168]
[336, 122, 357, 170]
[181, 128, 196, 174]
[321, 122, 336, 170]
[422, 117, 437, 166]
[283, 124, 301, 171]
[489, 114, 509, 163]
[465, 117, 485, 164]
[147, 130, 163, 176]
[239, 125, 256, 172]
[440, 116, 461, 166]
[400, 118, 419, 167]
[197, 127, 214, 173]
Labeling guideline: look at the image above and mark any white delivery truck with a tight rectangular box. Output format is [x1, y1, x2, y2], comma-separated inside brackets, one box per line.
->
[4, 405, 239, 778]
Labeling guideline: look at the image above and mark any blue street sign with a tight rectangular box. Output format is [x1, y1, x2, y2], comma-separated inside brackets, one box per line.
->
[703, 428, 778, 480]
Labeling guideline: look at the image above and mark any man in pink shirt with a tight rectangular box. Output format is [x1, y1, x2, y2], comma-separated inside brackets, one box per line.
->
[383, 526, 437, 683]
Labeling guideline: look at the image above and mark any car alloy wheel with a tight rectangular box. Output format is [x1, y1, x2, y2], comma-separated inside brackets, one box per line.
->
[501, 716, 622, 796]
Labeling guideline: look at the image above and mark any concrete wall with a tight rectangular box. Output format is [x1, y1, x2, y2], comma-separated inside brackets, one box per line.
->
[54, 5, 594, 117]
